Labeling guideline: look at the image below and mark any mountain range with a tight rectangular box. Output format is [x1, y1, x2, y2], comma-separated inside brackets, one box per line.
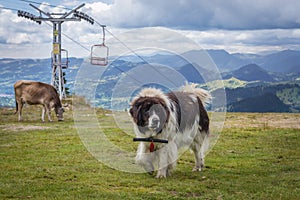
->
[206, 49, 300, 73]
[0, 49, 299, 112]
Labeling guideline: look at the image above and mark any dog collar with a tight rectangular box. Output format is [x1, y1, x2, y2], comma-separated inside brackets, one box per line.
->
[133, 137, 168, 152]
[133, 137, 168, 143]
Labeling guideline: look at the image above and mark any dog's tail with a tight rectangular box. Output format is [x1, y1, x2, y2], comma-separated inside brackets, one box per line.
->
[181, 83, 212, 107]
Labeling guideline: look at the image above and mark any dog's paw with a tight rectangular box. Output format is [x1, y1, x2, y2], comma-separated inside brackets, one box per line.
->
[155, 174, 166, 178]
[155, 170, 167, 178]
[192, 167, 202, 172]
[148, 171, 154, 175]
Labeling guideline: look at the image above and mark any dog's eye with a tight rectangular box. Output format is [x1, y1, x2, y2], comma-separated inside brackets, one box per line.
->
[144, 110, 150, 116]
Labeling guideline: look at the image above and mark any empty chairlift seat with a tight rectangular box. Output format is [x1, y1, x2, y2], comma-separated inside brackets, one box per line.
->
[90, 25, 109, 66]
[90, 43, 109, 66]
[61, 49, 69, 69]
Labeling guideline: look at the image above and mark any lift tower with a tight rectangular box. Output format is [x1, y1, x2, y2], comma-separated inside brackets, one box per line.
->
[18, 3, 94, 99]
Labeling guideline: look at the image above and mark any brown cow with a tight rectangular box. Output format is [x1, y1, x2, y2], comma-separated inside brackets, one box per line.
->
[14, 80, 64, 122]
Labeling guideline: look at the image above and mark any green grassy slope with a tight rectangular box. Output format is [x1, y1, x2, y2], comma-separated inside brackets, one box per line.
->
[1, 107, 299, 199]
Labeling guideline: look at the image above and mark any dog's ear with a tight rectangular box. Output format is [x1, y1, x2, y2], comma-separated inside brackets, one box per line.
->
[157, 99, 170, 124]
[130, 101, 142, 123]
[136, 105, 144, 126]
[130, 100, 138, 117]
[129, 107, 134, 117]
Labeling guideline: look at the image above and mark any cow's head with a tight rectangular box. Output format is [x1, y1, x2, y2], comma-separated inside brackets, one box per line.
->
[55, 107, 64, 121]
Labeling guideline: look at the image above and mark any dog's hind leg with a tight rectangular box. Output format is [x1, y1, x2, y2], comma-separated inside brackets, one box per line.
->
[191, 131, 208, 172]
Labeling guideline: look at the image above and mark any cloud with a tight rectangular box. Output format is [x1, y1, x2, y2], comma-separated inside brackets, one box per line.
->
[1, 0, 300, 58]
[92, 0, 300, 30]
[182, 29, 300, 54]
[0, 8, 52, 45]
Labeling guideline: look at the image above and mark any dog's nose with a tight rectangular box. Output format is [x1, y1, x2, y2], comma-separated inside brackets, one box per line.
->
[152, 118, 159, 126]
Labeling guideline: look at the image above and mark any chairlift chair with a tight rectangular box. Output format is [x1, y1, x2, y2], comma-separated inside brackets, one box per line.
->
[91, 44, 109, 66]
[61, 49, 69, 69]
[91, 25, 109, 66]
[51, 48, 69, 69]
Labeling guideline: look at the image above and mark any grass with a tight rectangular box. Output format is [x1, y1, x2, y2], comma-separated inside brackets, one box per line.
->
[0, 106, 300, 199]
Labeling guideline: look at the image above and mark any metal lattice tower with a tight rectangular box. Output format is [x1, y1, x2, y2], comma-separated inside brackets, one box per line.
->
[18, 3, 94, 100]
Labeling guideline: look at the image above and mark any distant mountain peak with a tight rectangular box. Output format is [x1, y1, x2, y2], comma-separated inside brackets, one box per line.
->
[223, 63, 275, 82]
[237, 63, 267, 73]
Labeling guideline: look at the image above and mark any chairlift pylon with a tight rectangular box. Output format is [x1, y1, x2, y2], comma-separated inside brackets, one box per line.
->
[91, 25, 109, 66]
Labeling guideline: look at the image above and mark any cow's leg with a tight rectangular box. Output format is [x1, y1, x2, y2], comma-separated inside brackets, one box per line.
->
[45, 104, 52, 122]
[17, 100, 23, 121]
[42, 105, 46, 122]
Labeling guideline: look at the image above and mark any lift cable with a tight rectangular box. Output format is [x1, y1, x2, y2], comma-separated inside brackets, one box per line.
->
[96, 21, 180, 88]
[2, 1, 180, 87]
[0, 6, 20, 12]
[13, 0, 167, 66]
[20, 4, 146, 85]
[19, 0, 69, 10]
[43, 21, 91, 53]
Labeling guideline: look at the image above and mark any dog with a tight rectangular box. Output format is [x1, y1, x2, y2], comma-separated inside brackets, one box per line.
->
[129, 83, 211, 178]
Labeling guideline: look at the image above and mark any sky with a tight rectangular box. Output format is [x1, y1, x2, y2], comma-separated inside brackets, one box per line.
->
[0, 0, 300, 58]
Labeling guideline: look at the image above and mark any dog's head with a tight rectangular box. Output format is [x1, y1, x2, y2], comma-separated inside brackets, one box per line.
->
[130, 97, 169, 137]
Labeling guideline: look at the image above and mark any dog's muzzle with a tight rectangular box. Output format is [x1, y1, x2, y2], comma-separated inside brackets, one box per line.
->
[149, 115, 160, 129]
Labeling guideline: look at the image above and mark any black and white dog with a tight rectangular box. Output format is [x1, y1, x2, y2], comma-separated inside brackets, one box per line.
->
[129, 84, 211, 178]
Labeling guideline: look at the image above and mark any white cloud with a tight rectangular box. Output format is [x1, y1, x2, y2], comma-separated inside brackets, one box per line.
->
[0, 7, 51, 44]
[88, 0, 300, 30]
[1, 0, 300, 58]
[180, 29, 300, 54]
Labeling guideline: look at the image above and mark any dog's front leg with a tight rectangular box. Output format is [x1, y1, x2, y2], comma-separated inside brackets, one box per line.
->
[156, 148, 168, 178]
[135, 143, 155, 174]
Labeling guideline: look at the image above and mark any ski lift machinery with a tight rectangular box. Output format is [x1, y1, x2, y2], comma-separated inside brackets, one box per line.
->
[91, 25, 109, 66]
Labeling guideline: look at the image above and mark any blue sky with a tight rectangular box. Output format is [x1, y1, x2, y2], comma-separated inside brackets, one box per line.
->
[0, 0, 300, 58]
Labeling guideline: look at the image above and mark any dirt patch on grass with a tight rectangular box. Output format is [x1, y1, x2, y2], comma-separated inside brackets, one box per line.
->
[0, 124, 50, 132]
[224, 113, 300, 129]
